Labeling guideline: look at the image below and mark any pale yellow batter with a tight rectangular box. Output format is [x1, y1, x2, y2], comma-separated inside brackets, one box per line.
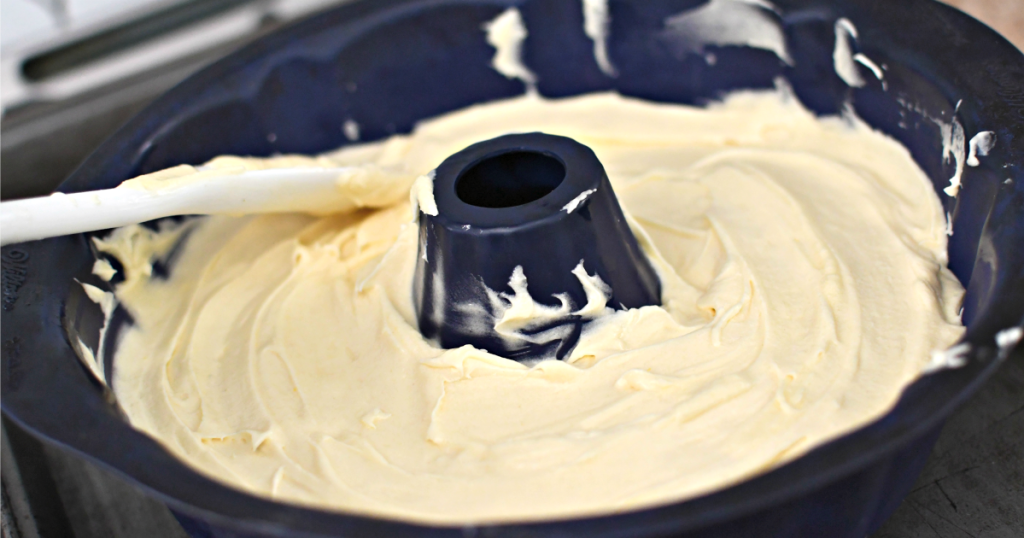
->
[99, 91, 965, 524]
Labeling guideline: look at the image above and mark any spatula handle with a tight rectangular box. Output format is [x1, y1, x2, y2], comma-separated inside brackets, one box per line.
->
[0, 168, 360, 246]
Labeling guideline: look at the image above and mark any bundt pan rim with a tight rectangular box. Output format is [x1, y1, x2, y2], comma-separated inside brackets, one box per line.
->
[1, 0, 1022, 536]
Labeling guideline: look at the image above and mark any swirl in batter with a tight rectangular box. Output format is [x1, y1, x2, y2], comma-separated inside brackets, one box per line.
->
[101, 91, 964, 523]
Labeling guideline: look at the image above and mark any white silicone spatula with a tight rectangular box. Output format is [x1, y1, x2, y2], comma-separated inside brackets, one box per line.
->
[0, 166, 393, 246]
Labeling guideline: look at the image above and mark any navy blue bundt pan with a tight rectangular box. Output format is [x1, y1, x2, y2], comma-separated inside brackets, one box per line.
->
[416, 132, 662, 360]
[2, 0, 1022, 536]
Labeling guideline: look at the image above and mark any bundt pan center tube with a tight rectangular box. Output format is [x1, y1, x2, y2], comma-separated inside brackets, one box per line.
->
[415, 132, 661, 360]
[1, 0, 1022, 537]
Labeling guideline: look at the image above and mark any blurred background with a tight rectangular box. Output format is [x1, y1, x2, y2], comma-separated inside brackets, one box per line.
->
[1, 0, 356, 201]
[940, 0, 1024, 48]
[1, 1, 1022, 537]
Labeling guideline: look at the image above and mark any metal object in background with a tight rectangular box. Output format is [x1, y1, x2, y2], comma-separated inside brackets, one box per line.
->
[1, 1, 349, 111]
[1, 0, 350, 201]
